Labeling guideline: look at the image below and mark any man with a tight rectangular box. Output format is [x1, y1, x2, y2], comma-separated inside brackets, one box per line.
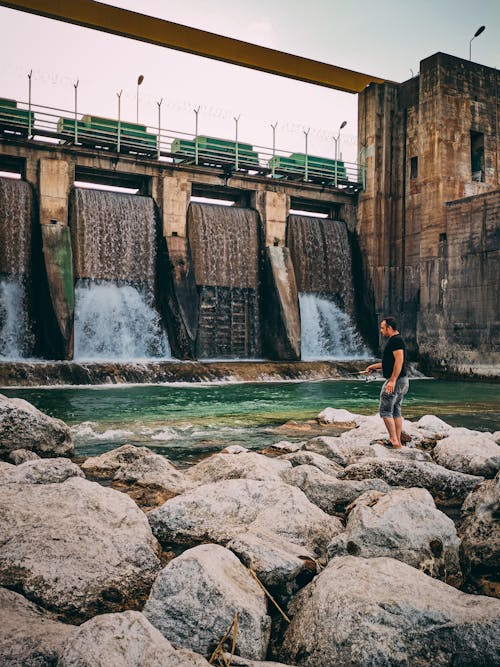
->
[365, 316, 409, 448]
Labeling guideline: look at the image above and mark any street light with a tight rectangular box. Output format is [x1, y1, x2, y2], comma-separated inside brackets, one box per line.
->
[136, 74, 144, 123]
[333, 121, 347, 187]
[333, 120, 347, 162]
[469, 25, 485, 61]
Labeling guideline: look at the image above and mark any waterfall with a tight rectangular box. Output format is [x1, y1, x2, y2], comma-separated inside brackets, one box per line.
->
[299, 293, 368, 360]
[288, 215, 367, 359]
[188, 203, 261, 359]
[0, 178, 34, 358]
[70, 188, 170, 360]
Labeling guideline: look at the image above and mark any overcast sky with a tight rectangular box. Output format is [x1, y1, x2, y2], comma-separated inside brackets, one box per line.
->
[1, 0, 499, 162]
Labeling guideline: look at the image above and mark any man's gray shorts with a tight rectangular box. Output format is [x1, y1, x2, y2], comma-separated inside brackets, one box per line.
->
[379, 377, 409, 418]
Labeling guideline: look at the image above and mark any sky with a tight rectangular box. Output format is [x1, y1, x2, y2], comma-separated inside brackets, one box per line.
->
[0, 0, 499, 163]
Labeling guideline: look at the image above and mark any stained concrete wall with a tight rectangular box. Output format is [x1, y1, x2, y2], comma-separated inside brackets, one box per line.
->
[357, 52, 500, 373]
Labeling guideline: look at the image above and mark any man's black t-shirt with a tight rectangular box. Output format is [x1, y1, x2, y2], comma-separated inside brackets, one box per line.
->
[382, 334, 407, 379]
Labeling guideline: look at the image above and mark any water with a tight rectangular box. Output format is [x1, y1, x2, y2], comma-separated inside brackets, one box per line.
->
[3, 379, 498, 466]
[0, 178, 35, 359]
[0, 277, 34, 359]
[300, 293, 369, 360]
[188, 203, 261, 358]
[73, 280, 171, 360]
[70, 188, 170, 360]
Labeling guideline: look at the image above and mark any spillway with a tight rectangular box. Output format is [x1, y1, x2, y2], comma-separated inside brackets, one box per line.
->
[287, 214, 368, 359]
[70, 188, 170, 360]
[0, 177, 35, 358]
[188, 202, 261, 359]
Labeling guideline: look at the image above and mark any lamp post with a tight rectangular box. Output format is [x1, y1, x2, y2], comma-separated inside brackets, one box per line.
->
[136, 74, 144, 123]
[333, 120, 347, 187]
[469, 25, 485, 61]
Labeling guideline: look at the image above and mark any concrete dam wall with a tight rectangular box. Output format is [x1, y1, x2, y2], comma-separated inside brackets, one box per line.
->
[0, 179, 370, 362]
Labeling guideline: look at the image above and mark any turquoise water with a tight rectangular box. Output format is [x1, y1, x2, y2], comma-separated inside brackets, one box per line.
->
[3, 379, 498, 465]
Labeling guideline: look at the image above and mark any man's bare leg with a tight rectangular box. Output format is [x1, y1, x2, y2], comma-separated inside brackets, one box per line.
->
[383, 417, 402, 447]
[394, 417, 403, 447]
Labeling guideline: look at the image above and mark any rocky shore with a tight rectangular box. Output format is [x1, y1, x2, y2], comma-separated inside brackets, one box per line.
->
[1, 392, 499, 666]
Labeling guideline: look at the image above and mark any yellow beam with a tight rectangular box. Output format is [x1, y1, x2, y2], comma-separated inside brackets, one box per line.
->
[0, 0, 387, 93]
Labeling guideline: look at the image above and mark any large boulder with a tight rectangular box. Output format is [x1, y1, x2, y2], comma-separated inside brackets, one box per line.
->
[327, 487, 462, 585]
[340, 459, 483, 503]
[81, 444, 188, 509]
[279, 450, 343, 476]
[304, 436, 372, 466]
[0, 476, 161, 622]
[0, 393, 73, 460]
[58, 610, 210, 666]
[0, 457, 84, 485]
[280, 556, 500, 666]
[0, 587, 75, 666]
[222, 656, 291, 667]
[459, 472, 500, 597]
[148, 479, 342, 588]
[433, 433, 500, 478]
[144, 544, 270, 660]
[282, 464, 391, 515]
[8, 448, 40, 464]
[183, 451, 291, 485]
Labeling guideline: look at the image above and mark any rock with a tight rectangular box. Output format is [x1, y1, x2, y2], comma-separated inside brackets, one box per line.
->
[368, 443, 432, 462]
[264, 440, 304, 454]
[282, 464, 391, 515]
[9, 448, 40, 464]
[280, 556, 500, 667]
[0, 457, 84, 485]
[279, 450, 343, 476]
[493, 431, 500, 445]
[0, 393, 73, 460]
[148, 479, 342, 588]
[316, 407, 360, 426]
[414, 414, 453, 436]
[327, 487, 462, 585]
[144, 544, 270, 660]
[222, 655, 291, 667]
[433, 433, 500, 478]
[184, 451, 291, 486]
[340, 459, 484, 503]
[221, 444, 249, 454]
[0, 587, 75, 666]
[304, 436, 373, 466]
[81, 444, 187, 508]
[459, 473, 500, 597]
[58, 610, 210, 666]
[0, 476, 161, 622]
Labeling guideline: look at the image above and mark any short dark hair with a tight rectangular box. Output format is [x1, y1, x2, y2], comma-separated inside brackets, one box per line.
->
[382, 316, 398, 331]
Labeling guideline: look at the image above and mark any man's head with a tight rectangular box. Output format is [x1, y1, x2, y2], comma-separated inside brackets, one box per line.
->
[380, 316, 398, 338]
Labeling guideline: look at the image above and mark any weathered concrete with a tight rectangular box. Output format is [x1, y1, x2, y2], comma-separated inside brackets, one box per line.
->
[252, 190, 289, 246]
[261, 246, 301, 360]
[357, 53, 499, 372]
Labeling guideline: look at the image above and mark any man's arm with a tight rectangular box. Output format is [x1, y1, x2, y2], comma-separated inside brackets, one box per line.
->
[385, 349, 403, 394]
[365, 362, 382, 373]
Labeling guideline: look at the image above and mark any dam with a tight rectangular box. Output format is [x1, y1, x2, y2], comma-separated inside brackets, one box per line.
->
[0, 51, 498, 377]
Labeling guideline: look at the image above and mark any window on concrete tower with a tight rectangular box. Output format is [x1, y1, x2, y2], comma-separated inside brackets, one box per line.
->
[410, 156, 418, 179]
[470, 131, 485, 182]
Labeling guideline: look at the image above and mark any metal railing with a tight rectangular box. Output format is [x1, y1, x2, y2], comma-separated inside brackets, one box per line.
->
[0, 98, 365, 191]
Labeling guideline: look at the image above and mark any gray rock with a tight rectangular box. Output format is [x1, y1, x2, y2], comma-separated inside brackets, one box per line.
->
[316, 407, 361, 426]
[58, 610, 210, 666]
[459, 472, 500, 597]
[0, 586, 75, 666]
[144, 544, 270, 660]
[327, 487, 462, 585]
[282, 464, 391, 514]
[82, 444, 187, 491]
[222, 655, 292, 667]
[433, 433, 500, 478]
[0, 393, 73, 459]
[265, 440, 304, 454]
[0, 476, 161, 621]
[183, 451, 291, 486]
[0, 457, 84, 485]
[368, 443, 432, 462]
[281, 556, 500, 666]
[304, 436, 372, 466]
[340, 459, 483, 502]
[9, 448, 41, 464]
[148, 479, 342, 587]
[279, 450, 343, 476]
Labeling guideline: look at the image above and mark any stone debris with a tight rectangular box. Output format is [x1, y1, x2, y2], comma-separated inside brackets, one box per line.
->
[143, 544, 270, 660]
